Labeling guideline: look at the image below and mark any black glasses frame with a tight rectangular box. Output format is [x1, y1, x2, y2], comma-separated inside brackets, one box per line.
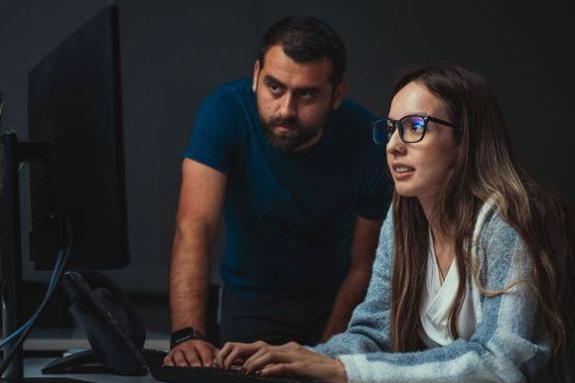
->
[371, 115, 457, 144]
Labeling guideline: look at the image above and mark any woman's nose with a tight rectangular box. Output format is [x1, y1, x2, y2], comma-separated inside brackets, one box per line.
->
[386, 129, 406, 156]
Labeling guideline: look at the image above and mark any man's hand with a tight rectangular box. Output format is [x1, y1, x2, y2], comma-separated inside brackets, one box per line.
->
[163, 339, 219, 367]
[215, 341, 347, 383]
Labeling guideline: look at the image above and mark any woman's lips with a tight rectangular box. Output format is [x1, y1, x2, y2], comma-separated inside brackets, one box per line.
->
[391, 164, 415, 180]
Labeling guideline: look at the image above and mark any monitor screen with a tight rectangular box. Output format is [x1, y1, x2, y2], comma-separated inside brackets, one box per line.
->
[27, 6, 129, 270]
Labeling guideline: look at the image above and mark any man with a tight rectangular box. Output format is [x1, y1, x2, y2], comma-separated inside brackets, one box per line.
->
[164, 16, 390, 368]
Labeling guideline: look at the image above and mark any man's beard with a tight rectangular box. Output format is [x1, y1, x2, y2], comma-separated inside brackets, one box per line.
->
[260, 115, 324, 153]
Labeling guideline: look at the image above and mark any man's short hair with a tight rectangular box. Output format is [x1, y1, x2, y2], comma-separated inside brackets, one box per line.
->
[258, 16, 347, 86]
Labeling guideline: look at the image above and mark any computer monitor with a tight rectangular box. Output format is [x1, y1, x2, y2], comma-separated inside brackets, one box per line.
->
[27, 6, 129, 270]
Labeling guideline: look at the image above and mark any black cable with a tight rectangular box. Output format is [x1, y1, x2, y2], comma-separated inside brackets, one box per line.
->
[0, 238, 74, 376]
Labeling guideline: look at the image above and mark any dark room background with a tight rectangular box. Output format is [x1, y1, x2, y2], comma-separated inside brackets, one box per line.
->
[1, 0, 573, 330]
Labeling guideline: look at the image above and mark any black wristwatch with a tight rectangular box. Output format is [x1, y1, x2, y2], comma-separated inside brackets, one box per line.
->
[170, 326, 206, 348]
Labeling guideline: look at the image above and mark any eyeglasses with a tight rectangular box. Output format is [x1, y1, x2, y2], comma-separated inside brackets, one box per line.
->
[371, 115, 457, 144]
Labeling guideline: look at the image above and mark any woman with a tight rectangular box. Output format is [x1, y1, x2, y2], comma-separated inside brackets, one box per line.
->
[213, 66, 575, 382]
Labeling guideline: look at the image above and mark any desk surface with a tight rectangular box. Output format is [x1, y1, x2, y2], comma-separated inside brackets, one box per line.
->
[25, 329, 169, 351]
[19, 329, 168, 382]
[25, 357, 157, 382]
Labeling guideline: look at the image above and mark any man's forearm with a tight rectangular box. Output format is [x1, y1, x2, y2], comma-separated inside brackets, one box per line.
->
[320, 216, 382, 342]
[320, 267, 371, 341]
[169, 226, 212, 334]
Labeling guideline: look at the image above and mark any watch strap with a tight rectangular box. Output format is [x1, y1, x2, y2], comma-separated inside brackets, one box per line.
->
[170, 326, 206, 348]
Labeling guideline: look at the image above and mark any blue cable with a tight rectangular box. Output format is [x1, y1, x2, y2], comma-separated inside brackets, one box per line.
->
[0, 249, 64, 347]
[0, 246, 67, 348]
[0, 241, 73, 376]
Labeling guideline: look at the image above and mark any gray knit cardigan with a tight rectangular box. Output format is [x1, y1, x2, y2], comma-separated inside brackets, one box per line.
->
[313, 202, 554, 382]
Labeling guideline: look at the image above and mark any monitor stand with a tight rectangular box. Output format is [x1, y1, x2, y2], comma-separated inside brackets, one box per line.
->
[0, 133, 86, 383]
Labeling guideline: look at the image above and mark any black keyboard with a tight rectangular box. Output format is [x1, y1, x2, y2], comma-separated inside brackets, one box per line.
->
[144, 349, 317, 383]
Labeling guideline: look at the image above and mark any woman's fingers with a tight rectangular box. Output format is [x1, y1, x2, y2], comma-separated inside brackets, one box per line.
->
[223, 344, 249, 369]
[243, 349, 296, 375]
[213, 341, 346, 383]
[251, 348, 348, 383]
[214, 340, 337, 381]
[242, 342, 306, 374]
[214, 341, 269, 369]
[260, 362, 299, 377]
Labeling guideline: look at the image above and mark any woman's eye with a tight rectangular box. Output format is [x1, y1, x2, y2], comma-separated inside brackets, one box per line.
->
[411, 122, 425, 132]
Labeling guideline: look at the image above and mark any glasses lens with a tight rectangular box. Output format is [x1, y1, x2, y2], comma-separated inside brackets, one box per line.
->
[371, 120, 389, 145]
[400, 116, 426, 142]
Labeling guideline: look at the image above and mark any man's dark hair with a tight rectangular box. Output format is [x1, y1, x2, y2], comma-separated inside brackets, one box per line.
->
[258, 16, 347, 86]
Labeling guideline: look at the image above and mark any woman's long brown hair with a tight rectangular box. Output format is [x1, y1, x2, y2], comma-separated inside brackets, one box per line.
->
[388, 66, 574, 381]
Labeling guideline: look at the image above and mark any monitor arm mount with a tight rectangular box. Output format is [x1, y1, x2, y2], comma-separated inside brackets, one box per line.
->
[1, 132, 84, 383]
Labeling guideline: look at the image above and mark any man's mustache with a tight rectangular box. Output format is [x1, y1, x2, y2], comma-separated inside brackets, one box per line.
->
[269, 116, 300, 128]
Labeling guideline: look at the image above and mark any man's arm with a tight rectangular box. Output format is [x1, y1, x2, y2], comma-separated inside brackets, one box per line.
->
[165, 158, 227, 367]
[320, 216, 382, 342]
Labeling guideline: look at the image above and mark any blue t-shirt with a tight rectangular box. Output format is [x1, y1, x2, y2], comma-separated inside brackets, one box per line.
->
[185, 79, 391, 294]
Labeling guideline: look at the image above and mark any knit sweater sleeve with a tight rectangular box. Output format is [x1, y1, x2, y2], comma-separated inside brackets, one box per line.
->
[316, 211, 552, 383]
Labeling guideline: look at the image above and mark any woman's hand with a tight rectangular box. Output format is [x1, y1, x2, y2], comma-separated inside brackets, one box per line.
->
[213, 340, 270, 370]
[215, 341, 347, 383]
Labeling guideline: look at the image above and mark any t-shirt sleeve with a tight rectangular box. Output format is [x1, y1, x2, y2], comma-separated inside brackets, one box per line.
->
[352, 107, 392, 220]
[184, 87, 237, 175]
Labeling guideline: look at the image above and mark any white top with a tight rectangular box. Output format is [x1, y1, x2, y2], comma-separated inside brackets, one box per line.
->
[419, 229, 476, 348]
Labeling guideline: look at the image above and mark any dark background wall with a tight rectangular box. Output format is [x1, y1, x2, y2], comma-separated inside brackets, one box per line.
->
[1, 0, 574, 298]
